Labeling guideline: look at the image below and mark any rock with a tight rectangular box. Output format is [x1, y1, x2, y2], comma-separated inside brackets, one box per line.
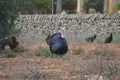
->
[15, 14, 120, 38]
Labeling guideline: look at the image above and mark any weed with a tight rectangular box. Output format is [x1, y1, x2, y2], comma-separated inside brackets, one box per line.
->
[5, 50, 16, 58]
[73, 47, 84, 55]
[101, 50, 116, 60]
[12, 44, 27, 52]
[84, 49, 116, 60]
[36, 46, 51, 57]
[21, 52, 34, 58]
[61, 52, 69, 59]
[84, 52, 94, 60]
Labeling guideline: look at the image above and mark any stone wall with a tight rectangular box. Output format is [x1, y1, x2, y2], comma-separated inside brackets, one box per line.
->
[15, 14, 120, 37]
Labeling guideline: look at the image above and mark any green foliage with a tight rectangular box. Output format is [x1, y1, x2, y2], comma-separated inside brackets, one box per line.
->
[118, 3, 120, 10]
[0, 0, 31, 39]
[36, 46, 51, 57]
[84, 0, 103, 6]
[20, 0, 34, 14]
[89, 8, 96, 13]
[66, 10, 76, 14]
[73, 47, 84, 55]
[62, 0, 77, 6]
[84, 0, 90, 5]
[84, 0, 104, 13]
[5, 50, 16, 58]
[31, 0, 52, 14]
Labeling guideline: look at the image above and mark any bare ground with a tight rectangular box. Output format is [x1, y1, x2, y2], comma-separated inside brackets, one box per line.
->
[0, 43, 120, 80]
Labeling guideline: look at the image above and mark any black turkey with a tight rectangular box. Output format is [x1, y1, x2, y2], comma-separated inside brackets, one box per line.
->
[85, 34, 97, 42]
[46, 35, 51, 45]
[104, 33, 113, 43]
[46, 28, 68, 55]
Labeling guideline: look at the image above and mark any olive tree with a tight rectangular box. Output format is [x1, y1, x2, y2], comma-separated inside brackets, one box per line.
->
[0, 0, 31, 39]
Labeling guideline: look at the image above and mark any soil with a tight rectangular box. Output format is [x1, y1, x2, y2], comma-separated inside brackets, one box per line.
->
[0, 43, 120, 80]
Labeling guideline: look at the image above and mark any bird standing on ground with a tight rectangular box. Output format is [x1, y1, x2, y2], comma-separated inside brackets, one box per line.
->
[9, 36, 19, 49]
[0, 36, 19, 50]
[85, 34, 97, 42]
[46, 28, 68, 55]
[104, 33, 113, 43]
[46, 35, 51, 45]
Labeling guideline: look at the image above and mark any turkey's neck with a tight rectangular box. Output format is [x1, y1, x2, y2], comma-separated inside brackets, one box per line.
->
[61, 31, 65, 38]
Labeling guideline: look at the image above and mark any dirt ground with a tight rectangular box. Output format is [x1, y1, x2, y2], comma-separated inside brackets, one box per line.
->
[0, 43, 120, 80]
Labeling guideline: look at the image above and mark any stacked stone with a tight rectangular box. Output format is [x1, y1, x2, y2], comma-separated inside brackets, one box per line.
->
[15, 14, 120, 37]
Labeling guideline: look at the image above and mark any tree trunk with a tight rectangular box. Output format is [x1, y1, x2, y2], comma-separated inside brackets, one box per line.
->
[77, 0, 84, 13]
[56, 0, 62, 14]
[104, 0, 108, 13]
[108, 0, 115, 13]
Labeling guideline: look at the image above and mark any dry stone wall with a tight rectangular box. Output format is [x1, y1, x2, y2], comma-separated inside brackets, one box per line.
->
[15, 14, 120, 37]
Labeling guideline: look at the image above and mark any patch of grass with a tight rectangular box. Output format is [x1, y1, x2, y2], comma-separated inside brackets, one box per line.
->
[96, 33, 120, 43]
[84, 51, 94, 60]
[4, 50, 16, 58]
[95, 34, 108, 43]
[21, 52, 34, 58]
[112, 33, 120, 43]
[12, 44, 27, 52]
[101, 50, 115, 60]
[36, 46, 52, 57]
[84, 49, 116, 60]
[61, 52, 69, 59]
[73, 47, 84, 55]
[35, 34, 47, 41]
